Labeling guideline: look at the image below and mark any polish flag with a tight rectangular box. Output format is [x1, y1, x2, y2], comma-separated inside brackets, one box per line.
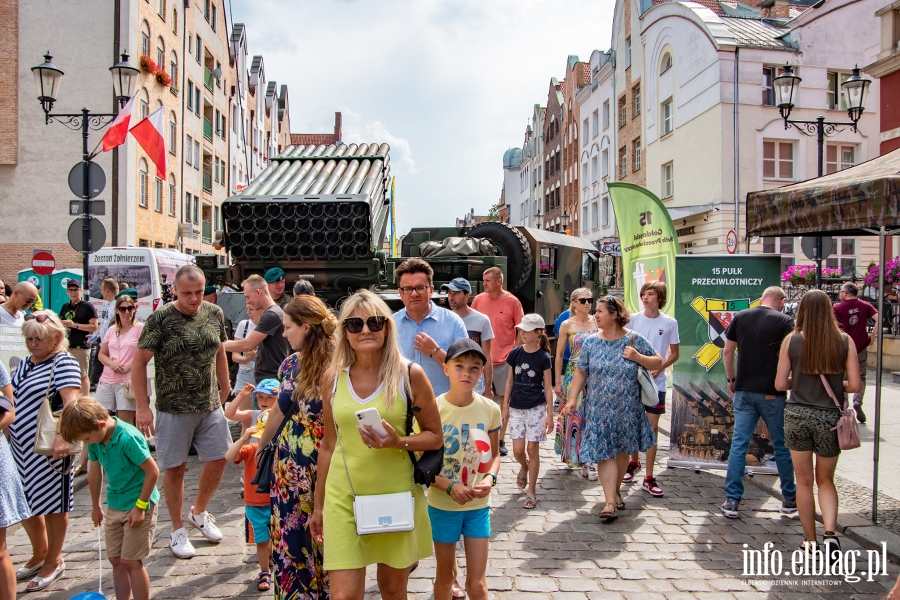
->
[100, 95, 135, 152]
[129, 107, 167, 178]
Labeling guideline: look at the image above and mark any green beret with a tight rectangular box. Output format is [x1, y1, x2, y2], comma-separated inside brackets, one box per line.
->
[115, 288, 139, 301]
[204, 286, 217, 296]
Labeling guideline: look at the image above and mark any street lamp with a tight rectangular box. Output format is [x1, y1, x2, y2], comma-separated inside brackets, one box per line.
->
[773, 62, 871, 287]
[31, 50, 139, 299]
[561, 210, 570, 235]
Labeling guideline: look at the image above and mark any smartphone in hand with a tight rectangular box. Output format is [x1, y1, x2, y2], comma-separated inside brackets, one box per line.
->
[355, 408, 388, 438]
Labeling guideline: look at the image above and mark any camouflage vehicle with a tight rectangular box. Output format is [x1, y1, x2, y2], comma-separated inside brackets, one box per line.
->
[196, 142, 601, 343]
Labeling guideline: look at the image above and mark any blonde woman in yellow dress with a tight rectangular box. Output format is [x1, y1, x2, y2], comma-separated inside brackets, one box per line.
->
[310, 290, 443, 600]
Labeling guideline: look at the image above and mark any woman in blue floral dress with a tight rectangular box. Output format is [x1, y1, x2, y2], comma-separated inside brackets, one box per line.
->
[561, 296, 661, 522]
[254, 296, 336, 600]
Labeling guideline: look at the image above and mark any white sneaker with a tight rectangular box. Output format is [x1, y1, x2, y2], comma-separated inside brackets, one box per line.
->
[170, 528, 195, 559]
[187, 506, 223, 543]
[587, 466, 599, 481]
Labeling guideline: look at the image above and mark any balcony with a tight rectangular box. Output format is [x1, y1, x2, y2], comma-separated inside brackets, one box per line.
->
[202, 220, 211, 244]
[204, 67, 214, 91]
[203, 171, 212, 193]
[203, 118, 213, 141]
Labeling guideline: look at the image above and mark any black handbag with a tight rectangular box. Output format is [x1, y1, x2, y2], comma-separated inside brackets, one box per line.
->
[252, 395, 300, 494]
[404, 364, 444, 487]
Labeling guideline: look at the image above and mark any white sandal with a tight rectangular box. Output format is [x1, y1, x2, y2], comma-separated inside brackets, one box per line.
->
[26, 562, 64, 592]
[15, 562, 43, 581]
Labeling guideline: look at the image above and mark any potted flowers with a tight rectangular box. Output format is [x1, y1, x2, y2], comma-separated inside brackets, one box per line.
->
[139, 54, 158, 74]
[155, 70, 172, 87]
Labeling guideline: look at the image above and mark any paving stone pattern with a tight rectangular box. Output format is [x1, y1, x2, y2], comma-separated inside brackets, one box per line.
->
[8, 440, 899, 599]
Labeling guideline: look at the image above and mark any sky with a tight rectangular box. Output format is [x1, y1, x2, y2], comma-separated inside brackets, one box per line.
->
[229, 0, 614, 234]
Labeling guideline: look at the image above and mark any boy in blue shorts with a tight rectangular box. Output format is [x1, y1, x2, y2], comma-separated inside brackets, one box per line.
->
[429, 338, 501, 600]
[60, 396, 159, 600]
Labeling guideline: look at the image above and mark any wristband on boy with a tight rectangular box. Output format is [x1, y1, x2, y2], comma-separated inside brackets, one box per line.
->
[135, 498, 149, 510]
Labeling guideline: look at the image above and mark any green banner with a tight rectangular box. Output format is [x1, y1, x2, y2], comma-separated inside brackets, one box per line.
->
[608, 182, 678, 316]
[669, 255, 782, 470]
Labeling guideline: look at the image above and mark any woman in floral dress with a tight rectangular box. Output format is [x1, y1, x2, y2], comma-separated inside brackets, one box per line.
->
[561, 296, 661, 522]
[255, 296, 336, 600]
[553, 288, 597, 476]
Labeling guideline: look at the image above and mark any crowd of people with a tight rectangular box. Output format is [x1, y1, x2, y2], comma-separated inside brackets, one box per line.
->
[0, 262, 890, 599]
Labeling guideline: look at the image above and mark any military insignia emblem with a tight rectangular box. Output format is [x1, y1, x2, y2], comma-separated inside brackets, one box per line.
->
[690, 297, 760, 370]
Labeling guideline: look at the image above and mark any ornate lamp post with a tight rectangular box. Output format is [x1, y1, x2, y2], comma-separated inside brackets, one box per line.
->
[773, 63, 871, 288]
[561, 210, 570, 235]
[31, 51, 139, 298]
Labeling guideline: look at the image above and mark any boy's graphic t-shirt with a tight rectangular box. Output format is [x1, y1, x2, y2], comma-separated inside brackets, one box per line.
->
[505, 346, 552, 409]
[430, 393, 501, 512]
[88, 419, 160, 511]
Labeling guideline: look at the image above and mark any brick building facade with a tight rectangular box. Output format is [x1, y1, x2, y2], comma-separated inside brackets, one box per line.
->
[563, 56, 590, 235]
[543, 78, 564, 232]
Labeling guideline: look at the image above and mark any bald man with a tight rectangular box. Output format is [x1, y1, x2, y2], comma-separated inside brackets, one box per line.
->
[0, 282, 38, 326]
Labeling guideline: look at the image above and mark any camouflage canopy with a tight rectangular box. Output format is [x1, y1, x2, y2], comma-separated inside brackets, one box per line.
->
[747, 148, 900, 237]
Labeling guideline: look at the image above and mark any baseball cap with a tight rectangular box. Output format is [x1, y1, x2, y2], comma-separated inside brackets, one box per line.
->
[444, 338, 487, 365]
[253, 378, 280, 399]
[440, 278, 472, 294]
[66, 279, 82, 289]
[515, 314, 546, 332]
[264, 267, 285, 283]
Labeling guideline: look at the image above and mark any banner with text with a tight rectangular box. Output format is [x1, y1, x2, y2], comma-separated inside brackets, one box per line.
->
[0, 326, 28, 391]
[668, 255, 782, 471]
[608, 183, 679, 316]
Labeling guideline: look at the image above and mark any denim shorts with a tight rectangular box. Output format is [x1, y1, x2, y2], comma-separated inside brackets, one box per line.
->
[427, 506, 491, 543]
[244, 504, 272, 544]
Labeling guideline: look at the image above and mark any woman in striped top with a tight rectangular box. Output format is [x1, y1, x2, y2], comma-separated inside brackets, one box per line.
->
[10, 311, 82, 592]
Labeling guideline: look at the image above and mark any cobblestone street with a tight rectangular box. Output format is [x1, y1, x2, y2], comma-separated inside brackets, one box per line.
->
[7, 432, 899, 600]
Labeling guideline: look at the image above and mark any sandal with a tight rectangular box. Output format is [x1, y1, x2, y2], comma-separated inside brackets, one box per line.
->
[257, 571, 272, 592]
[517, 467, 527, 490]
[16, 561, 43, 581]
[451, 580, 466, 599]
[600, 503, 618, 523]
[523, 494, 537, 509]
[26, 562, 64, 592]
[615, 493, 625, 510]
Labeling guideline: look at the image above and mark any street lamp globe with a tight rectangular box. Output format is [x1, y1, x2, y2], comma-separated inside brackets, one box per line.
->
[31, 52, 64, 115]
[110, 50, 140, 108]
[561, 210, 570, 233]
[841, 65, 871, 126]
[773, 63, 801, 121]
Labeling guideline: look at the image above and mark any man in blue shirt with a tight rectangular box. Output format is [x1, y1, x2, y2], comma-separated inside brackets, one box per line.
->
[553, 310, 571, 386]
[393, 258, 468, 396]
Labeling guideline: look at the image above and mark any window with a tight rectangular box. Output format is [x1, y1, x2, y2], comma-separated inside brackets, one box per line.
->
[213, 157, 219, 182]
[762, 66, 776, 106]
[842, 238, 855, 255]
[215, 109, 221, 135]
[204, 0, 210, 20]
[139, 239, 149, 248]
[193, 196, 199, 223]
[780, 237, 794, 254]
[194, 86, 201, 116]
[211, 4, 217, 30]
[618, 96, 627, 128]
[602, 101, 609, 129]
[662, 162, 674, 198]
[539, 246, 557, 278]
[170, 52, 178, 88]
[762, 238, 776, 253]
[582, 205, 588, 228]
[683, 242, 693, 254]
[633, 85, 641, 117]
[660, 52, 673, 74]
[195, 36, 201, 64]
[591, 201, 599, 229]
[581, 164, 588, 188]
[158, 0, 165, 18]
[591, 155, 598, 183]
[827, 71, 851, 110]
[187, 81, 194, 110]
[602, 195, 609, 226]
[619, 147, 627, 179]
[141, 21, 150, 56]
[186, 135, 193, 165]
[826, 144, 856, 174]
[172, 8, 177, 31]
[168, 179, 176, 216]
[661, 99, 673, 136]
[168, 114, 176, 154]
[633, 138, 641, 171]
[156, 38, 165, 70]
[582, 119, 589, 145]
[601, 148, 609, 179]
[139, 161, 148, 207]
[155, 177, 163, 212]
[194, 140, 200, 169]
[625, 38, 632, 69]
[184, 192, 192, 222]
[139, 88, 149, 120]
[215, 61, 222, 87]
[591, 110, 599, 137]
[763, 141, 794, 180]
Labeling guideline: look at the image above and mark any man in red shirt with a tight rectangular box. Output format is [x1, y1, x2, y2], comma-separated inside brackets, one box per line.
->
[471, 266, 524, 456]
[833, 282, 877, 423]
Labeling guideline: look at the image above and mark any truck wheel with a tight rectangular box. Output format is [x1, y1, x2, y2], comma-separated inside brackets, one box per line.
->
[467, 222, 533, 293]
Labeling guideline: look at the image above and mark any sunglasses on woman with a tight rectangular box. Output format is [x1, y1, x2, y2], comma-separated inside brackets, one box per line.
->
[574, 297, 593, 305]
[343, 316, 387, 334]
[117, 305, 135, 313]
[24, 314, 51, 323]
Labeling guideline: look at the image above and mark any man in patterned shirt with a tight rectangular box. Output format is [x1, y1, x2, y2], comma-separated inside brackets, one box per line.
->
[132, 265, 232, 559]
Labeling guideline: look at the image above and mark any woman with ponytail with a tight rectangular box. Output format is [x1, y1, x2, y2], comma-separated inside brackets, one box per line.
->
[255, 294, 337, 599]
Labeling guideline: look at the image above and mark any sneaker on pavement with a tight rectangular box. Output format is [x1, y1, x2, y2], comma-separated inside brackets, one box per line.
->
[853, 402, 866, 424]
[170, 528, 195, 559]
[781, 498, 798, 515]
[587, 465, 599, 481]
[642, 476, 664, 497]
[187, 507, 223, 543]
[720, 499, 740, 519]
[499, 441, 508, 457]
[622, 461, 641, 483]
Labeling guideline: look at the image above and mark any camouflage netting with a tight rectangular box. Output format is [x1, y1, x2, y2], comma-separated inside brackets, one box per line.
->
[418, 237, 495, 258]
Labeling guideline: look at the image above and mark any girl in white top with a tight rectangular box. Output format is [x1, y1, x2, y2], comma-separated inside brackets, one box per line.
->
[95, 294, 145, 426]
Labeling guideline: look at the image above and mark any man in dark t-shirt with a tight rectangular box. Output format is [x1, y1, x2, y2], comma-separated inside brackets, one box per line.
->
[720, 286, 796, 519]
[833, 282, 877, 423]
[60, 279, 98, 394]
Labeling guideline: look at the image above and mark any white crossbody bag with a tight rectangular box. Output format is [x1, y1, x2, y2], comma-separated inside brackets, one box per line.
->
[331, 376, 415, 536]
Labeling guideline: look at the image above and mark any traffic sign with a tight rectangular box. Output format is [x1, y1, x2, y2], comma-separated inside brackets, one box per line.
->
[801, 236, 834, 261]
[67, 162, 106, 199]
[67, 218, 106, 253]
[69, 199, 106, 216]
[726, 230, 738, 254]
[31, 251, 55, 275]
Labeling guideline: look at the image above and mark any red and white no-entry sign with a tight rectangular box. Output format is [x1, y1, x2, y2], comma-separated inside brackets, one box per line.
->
[32, 251, 55, 276]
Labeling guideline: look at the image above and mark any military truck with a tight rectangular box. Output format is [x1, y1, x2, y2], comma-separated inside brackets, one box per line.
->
[197, 142, 601, 343]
